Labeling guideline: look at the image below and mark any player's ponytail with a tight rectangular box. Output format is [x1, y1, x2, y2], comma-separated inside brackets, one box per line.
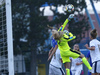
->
[47, 25, 57, 30]
[90, 29, 97, 39]
[47, 25, 58, 39]
[93, 29, 96, 33]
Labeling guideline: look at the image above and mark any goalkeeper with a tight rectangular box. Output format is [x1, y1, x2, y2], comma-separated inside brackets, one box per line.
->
[52, 14, 92, 75]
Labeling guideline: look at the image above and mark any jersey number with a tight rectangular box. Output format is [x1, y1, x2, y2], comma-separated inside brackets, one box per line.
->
[54, 53, 56, 59]
[98, 44, 100, 51]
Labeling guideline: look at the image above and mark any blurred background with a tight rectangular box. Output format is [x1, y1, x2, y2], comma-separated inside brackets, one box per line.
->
[5, 0, 100, 75]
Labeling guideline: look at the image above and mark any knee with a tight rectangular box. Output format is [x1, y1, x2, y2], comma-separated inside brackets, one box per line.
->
[79, 54, 85, 58]
[64, 62, 70, 69]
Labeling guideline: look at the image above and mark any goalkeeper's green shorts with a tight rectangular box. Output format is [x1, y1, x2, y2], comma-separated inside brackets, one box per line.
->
[60, 49, 81, 63]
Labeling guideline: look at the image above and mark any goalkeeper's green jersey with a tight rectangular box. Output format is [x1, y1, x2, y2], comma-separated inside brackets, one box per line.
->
[57, 18, 76, 51]
[57, 33, 76, 51]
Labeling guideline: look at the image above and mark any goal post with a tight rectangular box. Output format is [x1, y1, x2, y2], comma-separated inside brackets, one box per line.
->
[6, 0, 14, 75]
[0, 0, 14, 75]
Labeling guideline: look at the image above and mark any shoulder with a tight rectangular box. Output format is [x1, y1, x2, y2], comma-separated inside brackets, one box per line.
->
[97, 39, 100, 43]
[90, 40, 96, 47]
[90, 39, 99, 44]
[90, 40, 95, 44]
[52, 38, 56, 42]
[90, 40, 93, 43]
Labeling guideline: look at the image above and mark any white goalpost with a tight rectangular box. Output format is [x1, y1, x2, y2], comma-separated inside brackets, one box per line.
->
[0, 0, 14, 75]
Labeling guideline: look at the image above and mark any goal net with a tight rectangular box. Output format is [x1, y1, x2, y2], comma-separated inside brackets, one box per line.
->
[0, 0, 14, 75]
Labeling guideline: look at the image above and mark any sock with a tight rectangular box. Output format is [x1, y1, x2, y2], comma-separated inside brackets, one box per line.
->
[82, 57, 92, 70]
[66, 68, 70, 75]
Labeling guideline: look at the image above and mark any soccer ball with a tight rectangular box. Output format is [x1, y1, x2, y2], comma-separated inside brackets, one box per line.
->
[66, 4, 74, 13]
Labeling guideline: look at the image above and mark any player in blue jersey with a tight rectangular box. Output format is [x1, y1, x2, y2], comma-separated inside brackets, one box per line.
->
[86, 51, 92, 75]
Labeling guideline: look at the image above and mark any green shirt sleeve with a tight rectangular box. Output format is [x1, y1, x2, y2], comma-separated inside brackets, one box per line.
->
[58, 18, 69, 31]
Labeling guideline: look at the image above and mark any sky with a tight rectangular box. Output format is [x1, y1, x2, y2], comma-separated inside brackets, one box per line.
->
[85, 0, 100, 14]
[40, 0, 100, 16]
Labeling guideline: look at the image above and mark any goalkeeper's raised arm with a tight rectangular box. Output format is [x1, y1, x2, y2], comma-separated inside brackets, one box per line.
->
[58, 14, 74, 31]
[63, 31, 76, 42]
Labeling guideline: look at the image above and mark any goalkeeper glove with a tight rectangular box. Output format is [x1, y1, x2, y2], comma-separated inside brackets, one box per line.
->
[64, 30, 69, 35]
[68, 14, 74, 21]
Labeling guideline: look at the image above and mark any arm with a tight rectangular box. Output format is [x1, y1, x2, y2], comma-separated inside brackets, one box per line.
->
[48, 45, 58, 61]
[58, 18, 69, 31]
[58, 14, 74, 31]
[86, 51, 90, 61]
[50, 45, 58, 57]
[60, 59, 63, 63]
[76, 61, 83, 65]
[85, 44, 95, 50]
[48, 47, 54, 56]
[76, 58, 83, 65]
[67, 32, 76, 41]
[86, 58, 89, 62]
[63, 32, 76, 41]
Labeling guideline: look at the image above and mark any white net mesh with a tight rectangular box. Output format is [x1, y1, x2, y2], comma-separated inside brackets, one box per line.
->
[0, 0, 8, 74]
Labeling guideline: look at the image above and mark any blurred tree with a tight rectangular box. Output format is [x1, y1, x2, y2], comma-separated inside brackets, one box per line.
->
[12, 0, 49, 75]
[68, 14, 90, 47]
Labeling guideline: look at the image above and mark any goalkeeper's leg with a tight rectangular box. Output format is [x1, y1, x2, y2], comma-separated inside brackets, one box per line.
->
[64, 62, 70, 75]
[79, 54, 92, 70]
[69, 49, 92, 70]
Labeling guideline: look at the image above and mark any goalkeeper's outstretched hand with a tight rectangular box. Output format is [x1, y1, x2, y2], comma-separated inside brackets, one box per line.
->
[68, 14, 74, 21]
[64, 30, 69, 35]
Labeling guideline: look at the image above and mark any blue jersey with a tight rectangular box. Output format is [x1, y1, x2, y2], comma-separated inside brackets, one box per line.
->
[86, 51, 92, 66]
[51, 37, 57, 48]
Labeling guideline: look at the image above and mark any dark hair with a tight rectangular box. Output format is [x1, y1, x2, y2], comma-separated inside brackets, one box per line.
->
[90, 29, 97, 39]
